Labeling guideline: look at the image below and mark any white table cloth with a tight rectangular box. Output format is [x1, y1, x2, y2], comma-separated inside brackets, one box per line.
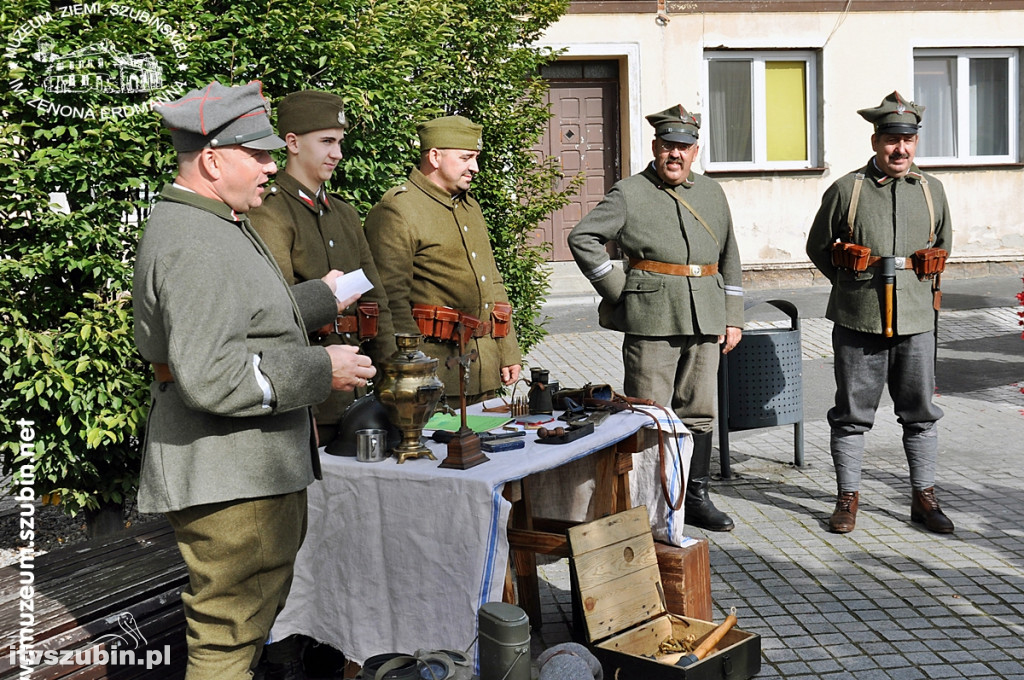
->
[270, 406, 691, 666]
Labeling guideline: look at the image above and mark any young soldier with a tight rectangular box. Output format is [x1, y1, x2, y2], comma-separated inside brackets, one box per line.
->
[250, 90, 396, 454]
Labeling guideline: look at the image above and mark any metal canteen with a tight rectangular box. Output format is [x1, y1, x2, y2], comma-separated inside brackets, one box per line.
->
[374, 333, 445, 464]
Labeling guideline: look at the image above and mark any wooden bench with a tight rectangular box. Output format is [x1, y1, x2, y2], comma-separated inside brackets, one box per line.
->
[0, 519, 188, 679]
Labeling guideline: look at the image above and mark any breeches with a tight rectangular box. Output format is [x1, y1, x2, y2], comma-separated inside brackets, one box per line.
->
[827, 325, 943, 491]
[167, 490, 308, 680]
[622, 333, 720, 432]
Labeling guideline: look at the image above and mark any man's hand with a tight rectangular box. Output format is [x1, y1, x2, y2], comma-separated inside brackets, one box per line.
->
[325, 345, 376, 391]
[501, 364, 521, 385]
[719, 326, 743, 354]
[320, 269, 360, 312]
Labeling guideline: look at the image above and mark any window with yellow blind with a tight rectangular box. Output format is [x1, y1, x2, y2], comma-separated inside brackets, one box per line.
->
[704, 50, 819, 171]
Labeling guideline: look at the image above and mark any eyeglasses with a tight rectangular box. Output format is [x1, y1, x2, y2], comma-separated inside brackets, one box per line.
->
[657, 140, 694, 152]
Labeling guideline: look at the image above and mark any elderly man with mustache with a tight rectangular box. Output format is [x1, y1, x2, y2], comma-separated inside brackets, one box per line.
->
[806, 91, 954, 535]
[568, 104, 745, 533]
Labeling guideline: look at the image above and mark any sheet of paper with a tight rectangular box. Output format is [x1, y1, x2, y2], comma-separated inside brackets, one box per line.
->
[334, 268, 373, 302]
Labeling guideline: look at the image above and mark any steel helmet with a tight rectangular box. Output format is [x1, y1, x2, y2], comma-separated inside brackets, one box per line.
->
[325, 393, 402, 456]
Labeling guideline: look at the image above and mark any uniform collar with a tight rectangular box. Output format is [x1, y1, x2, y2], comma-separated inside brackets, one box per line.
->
[867, 157, 924, 186]
[160, 183, 244, 223]
[273, 172, 332, 213]
[409, 167, 470, 209]
[644, 162, 695, 190]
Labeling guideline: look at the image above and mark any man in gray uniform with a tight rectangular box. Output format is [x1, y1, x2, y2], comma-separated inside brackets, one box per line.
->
[806, 91, 953, 534]
[134, 80, 375, 679]
[568, 104, 744, 532]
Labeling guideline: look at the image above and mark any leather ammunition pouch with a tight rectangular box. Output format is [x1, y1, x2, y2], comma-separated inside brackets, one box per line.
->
[412, 302, 511, 344]
[490, 301, 512, 339]
[911, 247, 948, 280]
[315, 302, 379, 340]
[830, 241, 872, 271]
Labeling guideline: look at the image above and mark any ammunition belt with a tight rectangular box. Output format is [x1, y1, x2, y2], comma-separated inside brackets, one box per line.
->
[628, 258, 718, 277]
[866, 256, 914, 270]
[412, 302, 512, 344]
[314, 302, 379, 341]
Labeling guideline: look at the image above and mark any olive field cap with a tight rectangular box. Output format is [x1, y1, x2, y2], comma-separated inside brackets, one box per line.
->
[857, 90, 924, 135]
[645, 104, 700, 144]
[417, 115, 483, 151]
[277, 90, 348, 137]
[153, 80, 285, 153]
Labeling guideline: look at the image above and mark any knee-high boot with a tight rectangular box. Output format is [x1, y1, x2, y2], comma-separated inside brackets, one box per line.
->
[684, 431, 734, 532]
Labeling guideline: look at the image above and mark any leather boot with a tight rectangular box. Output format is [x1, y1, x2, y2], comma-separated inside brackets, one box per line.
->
[263, 635, 307, 680]
[828, 491, 859, 534]
[684, 431, 734, 532]
[911, 487, 954, 534]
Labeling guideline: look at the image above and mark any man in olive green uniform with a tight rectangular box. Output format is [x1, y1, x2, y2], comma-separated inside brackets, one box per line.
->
[568, 104, 744, 532]
[250, 90, 396, 454]
[806, 91, 953, 535]
[135, 81, 375, 680]
[365, 116, 521, 404]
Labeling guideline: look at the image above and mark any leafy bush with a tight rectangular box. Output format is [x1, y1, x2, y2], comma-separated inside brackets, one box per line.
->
[0, 0, 574, 515]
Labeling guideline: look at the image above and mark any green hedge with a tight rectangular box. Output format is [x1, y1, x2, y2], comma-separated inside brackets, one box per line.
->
[0, 0, 575, 515]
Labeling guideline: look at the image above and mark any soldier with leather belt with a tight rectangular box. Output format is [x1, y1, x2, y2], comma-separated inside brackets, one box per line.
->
[568, 104, 744, 532]
[250, 91, 396, 453]
[365, 116, 522, 404]
[806, 91, 954, 535]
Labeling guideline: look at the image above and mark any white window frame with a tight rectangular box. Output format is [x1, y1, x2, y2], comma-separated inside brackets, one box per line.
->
[914, 47, 1019, 166]
[702, 50, 819, 172]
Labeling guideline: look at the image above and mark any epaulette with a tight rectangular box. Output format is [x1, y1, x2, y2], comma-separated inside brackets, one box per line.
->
[382, 184, 409, 201]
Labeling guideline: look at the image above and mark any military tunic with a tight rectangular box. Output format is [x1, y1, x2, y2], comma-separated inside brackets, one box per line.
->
[569, 164, 744, 335]
[807, 159, 952, 336]
[133, 184, 338, 514]
[569, 164, 743, 427]
[249, 173, 397, 425]
[806, 159, 952, 491]
[364, 168, 521, 399]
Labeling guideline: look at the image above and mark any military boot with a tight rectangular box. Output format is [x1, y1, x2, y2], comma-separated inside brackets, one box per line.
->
[262, 635, 307, 680]
[827, 491, 859, 533]
[684, 431, 734, 532]
[911, 487, 954, 534]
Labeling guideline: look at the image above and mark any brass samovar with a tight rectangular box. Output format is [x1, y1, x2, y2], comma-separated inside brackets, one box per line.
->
[375, 333, 445, 463]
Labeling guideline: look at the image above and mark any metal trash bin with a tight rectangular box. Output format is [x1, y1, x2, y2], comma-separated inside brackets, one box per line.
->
[717, 299, 804, 477]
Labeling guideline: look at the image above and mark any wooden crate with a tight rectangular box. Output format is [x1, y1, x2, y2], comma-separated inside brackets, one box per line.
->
[568, 507, 760, 680]
[655, 539, 712, 621]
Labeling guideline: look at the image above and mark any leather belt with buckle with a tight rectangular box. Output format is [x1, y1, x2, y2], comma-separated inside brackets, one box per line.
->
[628, 258, 719, 277]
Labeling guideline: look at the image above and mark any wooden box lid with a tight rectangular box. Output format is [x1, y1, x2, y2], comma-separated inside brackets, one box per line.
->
[567, 505, 667, 642]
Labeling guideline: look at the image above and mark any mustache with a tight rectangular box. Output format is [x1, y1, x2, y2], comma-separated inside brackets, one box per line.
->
[888, 152, 910, 161]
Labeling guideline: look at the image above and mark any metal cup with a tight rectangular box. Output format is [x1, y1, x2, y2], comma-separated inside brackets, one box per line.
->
[356, 428, 388, 463]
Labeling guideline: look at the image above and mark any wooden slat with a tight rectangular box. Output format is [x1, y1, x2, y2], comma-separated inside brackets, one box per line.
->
[568, 507, 668, 640]
[0, 520, 187, 680]
[566, 505, 649, 555]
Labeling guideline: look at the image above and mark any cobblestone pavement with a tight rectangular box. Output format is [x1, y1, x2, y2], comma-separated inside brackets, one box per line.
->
[524, 300, 1024, 679]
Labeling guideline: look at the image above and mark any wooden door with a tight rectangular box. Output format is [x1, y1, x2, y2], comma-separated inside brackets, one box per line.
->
[534, 62, 620, 261]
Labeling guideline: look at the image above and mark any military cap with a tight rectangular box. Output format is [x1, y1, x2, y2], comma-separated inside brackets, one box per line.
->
[154, 80, 284, 152]
[417, 115, 483, 151]
[645, 104, 700, 144]
[276, 90, 348, 137]
[857, 91, 924, 135]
